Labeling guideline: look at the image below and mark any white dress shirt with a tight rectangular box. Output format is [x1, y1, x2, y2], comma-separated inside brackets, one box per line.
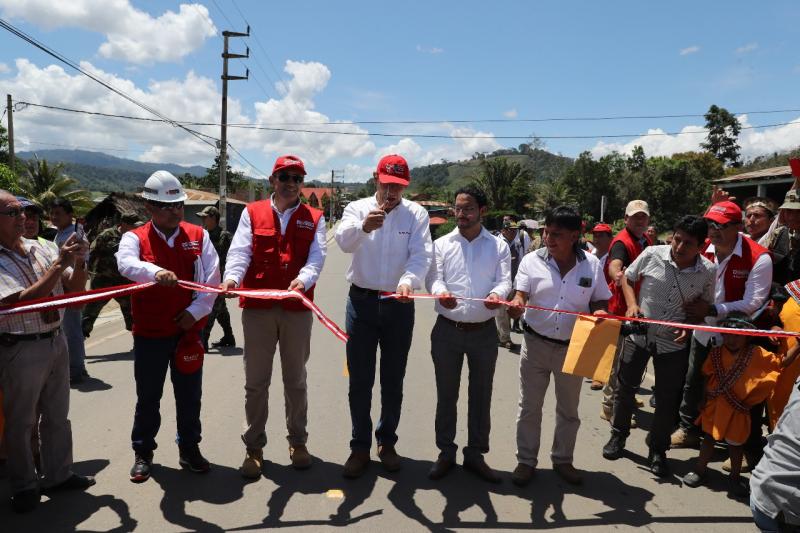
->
[223, 196, 327, 288]
[694, 233, 773, 346]
[515, 248, 612, 341]
[335, 195, 433, 291]
[426, 227, 512, 323]
[116, 223, 220, 321]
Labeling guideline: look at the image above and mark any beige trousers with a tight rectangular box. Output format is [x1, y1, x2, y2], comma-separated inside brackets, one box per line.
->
[515, 332, 583, 468]
[241, 307, 313, 449]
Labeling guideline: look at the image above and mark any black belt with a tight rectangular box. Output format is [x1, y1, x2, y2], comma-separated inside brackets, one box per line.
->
[0, 328, 60, 347]
[439, 315, 494, 332]
[350, 284, 382, 296]
[523, 322, 569, 346]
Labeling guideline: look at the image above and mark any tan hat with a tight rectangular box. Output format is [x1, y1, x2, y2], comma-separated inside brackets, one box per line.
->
[625, 200, 650, 217]
[780, 189, 800, 210]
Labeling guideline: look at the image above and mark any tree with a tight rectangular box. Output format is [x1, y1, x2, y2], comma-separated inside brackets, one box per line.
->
[0, 162, 20, 194]
[533, 177, 575, 216]
[471, 157, 533, 212]
[702, 104, 742, 167]
[18, 158, 93, 213]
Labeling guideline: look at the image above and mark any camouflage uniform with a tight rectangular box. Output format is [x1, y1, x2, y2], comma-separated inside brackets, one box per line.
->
[203, 224, 235, 346]
[81, 226, 133, 336]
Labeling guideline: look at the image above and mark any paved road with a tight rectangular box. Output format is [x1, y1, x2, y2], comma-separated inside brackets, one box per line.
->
[1, 238, 757, 532]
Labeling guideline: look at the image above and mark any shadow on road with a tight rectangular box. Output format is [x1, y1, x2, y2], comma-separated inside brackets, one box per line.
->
[71, 376, 113, 393]
[87, 350, 134, 364]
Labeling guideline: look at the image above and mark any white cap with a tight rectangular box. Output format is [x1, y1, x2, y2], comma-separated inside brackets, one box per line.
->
[625, 200, 650, 217]
[141, 170, 187, 203]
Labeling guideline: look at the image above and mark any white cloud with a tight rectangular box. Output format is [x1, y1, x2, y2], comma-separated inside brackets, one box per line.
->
[0, 1, 216, 64]
[736, 42, 759, 54]
[680, 45, 700, 56]
[503, 108, 518, 119]
[416, 45, 444, 54]
[0, 63, 10, 74]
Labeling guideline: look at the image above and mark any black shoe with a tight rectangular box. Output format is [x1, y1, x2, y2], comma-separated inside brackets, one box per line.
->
[11, 488, 39, 513]
[130, 452, 153, 483]
[463, 456, 501, 484]
[602, 433, 626, 460]
[179, 446, 210, 473]
[41, 473, 95, 494]
[649, 395, 656, 409]
[683, 470, 706, 488]
[511, 463, 536, 487]
[728, 475, 750, 498]
[428, 456, 455, 480]
[211, 336, 236, 348]
[649, 451, 670, 478]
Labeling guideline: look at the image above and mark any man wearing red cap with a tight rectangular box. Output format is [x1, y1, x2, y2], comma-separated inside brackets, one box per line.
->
[222, 155, 327, 478]
[671, 200, 772, 449]
[590, 223, 613, 270]
[334, 154, 433, 478]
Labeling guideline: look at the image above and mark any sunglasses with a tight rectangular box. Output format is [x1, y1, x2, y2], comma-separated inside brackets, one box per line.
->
[708, 220, 736, 230]
[148, 200, 184, 211]
[276, 173, 304, 184]
[0, 208, 23, 218]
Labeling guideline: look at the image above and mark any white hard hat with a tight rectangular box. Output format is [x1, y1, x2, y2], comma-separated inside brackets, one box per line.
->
[141, 170, 187, 202]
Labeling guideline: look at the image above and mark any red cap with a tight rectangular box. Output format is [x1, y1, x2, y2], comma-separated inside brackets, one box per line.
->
[790, 158, 800, 178]
[592, 223, 613, 234]
[272, 155, 306, 176]
[704, 201, 742, 224]
[376, 154, 410, 186]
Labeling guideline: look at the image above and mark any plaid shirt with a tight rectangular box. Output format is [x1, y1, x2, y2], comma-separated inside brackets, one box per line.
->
[0, 237, 64, 334]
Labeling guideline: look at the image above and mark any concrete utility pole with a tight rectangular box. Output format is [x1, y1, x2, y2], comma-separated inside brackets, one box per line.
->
[219, 28, 249, 230]
[330, 169, 344, 225]
[6, 94, 15, 171]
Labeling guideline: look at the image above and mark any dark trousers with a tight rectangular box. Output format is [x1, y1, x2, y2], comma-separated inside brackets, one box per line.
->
[131, 335, 203, 454]
[81, 277, 133, 337]
[678, 338, 711, 433]
[430, 316, 498, 460]
[611, 337, 689, 453]
[202, 294, 234, 345]
[345, 286, 414, 451]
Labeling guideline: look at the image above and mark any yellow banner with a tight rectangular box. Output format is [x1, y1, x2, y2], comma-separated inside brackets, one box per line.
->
[562, 315, 621, 382]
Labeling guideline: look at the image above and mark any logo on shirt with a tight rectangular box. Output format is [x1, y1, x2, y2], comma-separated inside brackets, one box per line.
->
[731, 269, 749, 279]
[398, 231, 411, 236]
[182, 241, 201, 251]
[296, 220, 315, 230]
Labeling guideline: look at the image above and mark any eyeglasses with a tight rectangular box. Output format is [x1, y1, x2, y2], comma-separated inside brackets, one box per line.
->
[276, 173, 304, 184]
[708, 220, 736, 230]
[148, 200, 184, 211]
[0, 208, 23, 218]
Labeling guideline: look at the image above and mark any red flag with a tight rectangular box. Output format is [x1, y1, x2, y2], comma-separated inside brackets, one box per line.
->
[790, 158, 800, 178]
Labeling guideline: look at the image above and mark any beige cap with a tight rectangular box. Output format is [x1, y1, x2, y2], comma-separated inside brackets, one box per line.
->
[625, 200, 650, 217]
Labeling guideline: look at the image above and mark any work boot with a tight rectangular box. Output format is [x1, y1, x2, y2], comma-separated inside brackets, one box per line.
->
[179, 446, 210, 473]
[428, 456, 455, 480]
[240, 449, 263, 479]
[130, 451, 153, 483]
[649, 450, 670, 478]
[602, 433, 626, 460]
[342, 450, 370, 479]
[511, 463, 536, 487]
[670, 427, 701, 448]
[553, 463, 583, 485]
[377, 444, 402, 472]
[463, 456, 501, 483]
[289, 445, 312, 470]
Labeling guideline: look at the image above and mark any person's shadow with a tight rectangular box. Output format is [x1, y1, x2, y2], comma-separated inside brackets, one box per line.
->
[0, 459, 136, 533]
[149, 463, 247, 532]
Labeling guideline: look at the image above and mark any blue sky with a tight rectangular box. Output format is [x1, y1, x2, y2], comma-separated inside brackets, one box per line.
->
[1, 0, 800, 182]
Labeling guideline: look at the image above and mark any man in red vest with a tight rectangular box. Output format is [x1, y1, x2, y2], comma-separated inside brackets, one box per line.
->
[671, 200, 772, 450]
[116, 171, 220, 483]
[221, 155, 327, 479]
[601, 200, 651, 421]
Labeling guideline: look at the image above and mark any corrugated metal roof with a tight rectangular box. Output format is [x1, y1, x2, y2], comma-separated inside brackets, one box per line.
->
[184, 188, 248, 204]
[713, 165, 792, 183]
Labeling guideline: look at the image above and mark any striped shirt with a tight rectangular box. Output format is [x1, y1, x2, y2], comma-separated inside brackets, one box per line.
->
[0, 238, 65, 334]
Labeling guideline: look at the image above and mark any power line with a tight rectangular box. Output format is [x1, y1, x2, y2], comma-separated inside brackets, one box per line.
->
[229, 0, 288, 90]
[14, 100, 800, 140]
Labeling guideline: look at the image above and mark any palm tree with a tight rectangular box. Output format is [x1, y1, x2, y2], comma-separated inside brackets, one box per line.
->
[19, 158, 93, 214]
[533, 178, 575, 216]
[471, 157, 533, 211]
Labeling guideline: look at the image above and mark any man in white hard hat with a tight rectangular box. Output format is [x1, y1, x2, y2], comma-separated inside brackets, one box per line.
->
[116, 170, 220, 483]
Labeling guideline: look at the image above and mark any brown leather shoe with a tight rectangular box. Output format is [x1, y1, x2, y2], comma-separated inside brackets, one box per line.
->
[377, 444, 402, 472]
[511, 463, 535, 487]
[290, 445, 312, 470]
[428, 456, 455, 480]
[553, 463, 583, 485]
[463, 456, 501, 483]
[240, 449, 263, 479]
[590, 380, 603, 390]
[342, 450, 370, 479]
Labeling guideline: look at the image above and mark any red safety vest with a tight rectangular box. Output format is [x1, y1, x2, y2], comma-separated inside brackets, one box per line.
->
[604, 227, 651, 315]
[702, 235, 769, 302]
[130, 221, 206, 338]
[240, 199, 323, 312]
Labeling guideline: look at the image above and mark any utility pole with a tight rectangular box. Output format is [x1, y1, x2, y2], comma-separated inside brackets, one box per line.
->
[330, 169, 344, 226]
[6, 95, 15, 171]
[219, 28, 249, 230]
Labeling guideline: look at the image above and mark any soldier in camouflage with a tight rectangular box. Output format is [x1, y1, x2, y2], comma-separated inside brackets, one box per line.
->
[197, 206, 236, 349]
[81, 212, 142, 337]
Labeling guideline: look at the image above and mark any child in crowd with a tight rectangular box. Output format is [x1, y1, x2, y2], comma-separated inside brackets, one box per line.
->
[683, 312, 781, 497]
[767, 281, 800, 428]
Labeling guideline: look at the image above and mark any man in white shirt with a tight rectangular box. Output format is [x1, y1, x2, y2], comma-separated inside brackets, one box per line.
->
[221, 155, 327, 478]
[334, 154, 433, 478]
[425, 185, 511, 482]
[507, 206, 611, 487]
[116, 171, 220, 483]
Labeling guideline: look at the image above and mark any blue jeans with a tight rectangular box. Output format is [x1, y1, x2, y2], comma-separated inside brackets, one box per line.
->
[345, 286, 414, 451]
[63, 306, 87, 377]
[751, 498, 800, 532]
[131, 335, 203, 454]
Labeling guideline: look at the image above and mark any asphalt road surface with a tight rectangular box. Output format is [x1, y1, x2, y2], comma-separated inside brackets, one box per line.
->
[1, 235, 757, 532]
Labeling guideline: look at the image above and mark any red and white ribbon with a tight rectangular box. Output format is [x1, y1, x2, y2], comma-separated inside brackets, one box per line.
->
[381, 292, 800, 339]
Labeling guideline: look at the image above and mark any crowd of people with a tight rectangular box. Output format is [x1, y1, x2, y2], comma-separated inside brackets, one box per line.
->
[0, 153, 798, 531]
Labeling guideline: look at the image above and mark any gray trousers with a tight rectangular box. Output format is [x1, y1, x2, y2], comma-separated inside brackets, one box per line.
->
[241, 307, 313, 450]
[0, 332, 74, 492]
[430, 316, 498, 460]
[516, 332, 583, 468]
[495, 298, 513, 344]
